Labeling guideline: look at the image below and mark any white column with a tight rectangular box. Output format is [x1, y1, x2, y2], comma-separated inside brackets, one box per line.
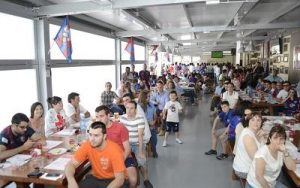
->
[34, 18, 51, 109]
[236, 40, 241, 65]
[115, 38, 121, 89]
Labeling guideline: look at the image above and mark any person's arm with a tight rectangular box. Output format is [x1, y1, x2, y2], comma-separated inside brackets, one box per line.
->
[122, 140, 131, 160]
[0, 140, 35, 161]
[70, 107, 81, 123]
[138, 127, 145, 159]
[65, 159, 80, 188]
[243, 135, 258, 160]
[162, 109, 167, 120]
[279, 144, 296, 171]
[30, 132, 42, 141]
[107, 172, 125, 188]
[255, 158, 270, 188]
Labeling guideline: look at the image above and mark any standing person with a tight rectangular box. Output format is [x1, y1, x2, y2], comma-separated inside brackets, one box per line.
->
[162, 91, 183, 147]
[95, 105, 138, 188]
[29, 102, 45, 136]
[150, 81, 169, 136]
[45, 96, 68, 136]
[0, 113, 42, 160]
[120, 101, 153, 188]
[65, 121, 125, 188]
[139, 63, 150, 85]
[131, 64, 139, 81]
[122, 67, 134, 83]
[138, 90, 158, 158]
[66, 92, 91, 126]
[246, 125, 296, 188]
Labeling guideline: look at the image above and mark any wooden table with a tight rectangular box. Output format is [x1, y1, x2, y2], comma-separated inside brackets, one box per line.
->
[0, 136, 90, 188]
[251, 101, 284, 116]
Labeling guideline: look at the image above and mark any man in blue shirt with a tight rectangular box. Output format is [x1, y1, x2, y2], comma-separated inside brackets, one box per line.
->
[150, 81, 169, 136]
[205, 101, 234, 160]
[0, 113, 41, 161]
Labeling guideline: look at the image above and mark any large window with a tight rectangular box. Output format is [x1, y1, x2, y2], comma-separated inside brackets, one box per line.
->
[0, 13, 35, 59]
[0, 70, 37, 130]
[121, 42, 145, 61]
[51, 65, 116, 115]
[49, 24, 115, 60]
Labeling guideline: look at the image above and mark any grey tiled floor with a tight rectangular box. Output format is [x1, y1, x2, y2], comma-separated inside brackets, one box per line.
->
[147, 96, 241, 188]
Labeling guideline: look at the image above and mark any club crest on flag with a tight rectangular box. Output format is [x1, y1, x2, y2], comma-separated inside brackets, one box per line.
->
[125, 37, 135, 62]
[54, 16, 72, 63]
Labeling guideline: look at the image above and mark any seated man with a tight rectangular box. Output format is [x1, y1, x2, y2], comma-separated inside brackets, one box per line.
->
[0, 113, 41, 161]
[205, 101, 234, 160]
[100, 82, 124, 115]
[66, 92, 91, 127]
[95, 105, 138, 188]
[65, 121, 125, 188]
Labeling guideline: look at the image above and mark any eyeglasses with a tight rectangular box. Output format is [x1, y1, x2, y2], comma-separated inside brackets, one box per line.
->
[244, 113, 251, 116]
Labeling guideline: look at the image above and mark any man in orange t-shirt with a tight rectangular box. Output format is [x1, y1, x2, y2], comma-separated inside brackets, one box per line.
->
[65, 121, 125, 188]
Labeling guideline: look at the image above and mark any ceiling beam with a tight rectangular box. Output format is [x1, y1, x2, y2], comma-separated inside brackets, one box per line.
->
[217, 1, 257, 40]
[243, 1, 300, 37]
[0, 0, 35, 18]
[182, 5, 197, 40]
[34, 1, 112, 18]
[117, 21, 300, 37]
[34, 0, 259, 18]
[147, 35, 267, 45]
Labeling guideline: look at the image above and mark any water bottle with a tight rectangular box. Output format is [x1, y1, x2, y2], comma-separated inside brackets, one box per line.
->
[267, 93, 272, 103]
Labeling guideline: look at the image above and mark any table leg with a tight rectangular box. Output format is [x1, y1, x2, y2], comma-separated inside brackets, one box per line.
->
[269, 106, 274, 116]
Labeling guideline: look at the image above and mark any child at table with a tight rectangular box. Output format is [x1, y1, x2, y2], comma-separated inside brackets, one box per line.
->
[162, 91, 183, 147]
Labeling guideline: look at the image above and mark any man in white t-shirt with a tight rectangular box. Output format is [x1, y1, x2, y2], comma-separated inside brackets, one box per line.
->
[222, 82, 239, 109]
[65, 92, 90, 126]
[276, 81, 290, 103]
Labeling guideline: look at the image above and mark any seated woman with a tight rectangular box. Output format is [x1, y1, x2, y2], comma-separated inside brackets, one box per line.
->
[233, 113, 263, 179]
[246, 125, 296, 188]
[29, 102, 45, 136]
[233, 108, 253, 155]
[282, 89, 299, 116]
[45, 96, 68, 136]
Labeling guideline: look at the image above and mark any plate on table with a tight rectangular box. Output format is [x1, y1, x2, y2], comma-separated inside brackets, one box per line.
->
[48, 148, 67, 155]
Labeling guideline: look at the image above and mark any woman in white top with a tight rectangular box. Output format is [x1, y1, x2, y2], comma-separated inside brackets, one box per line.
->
[233, 108, 253, 154]
[246, 125, 296, 188]
[233, 113, 263, 179]
[45, 96, 68, 136]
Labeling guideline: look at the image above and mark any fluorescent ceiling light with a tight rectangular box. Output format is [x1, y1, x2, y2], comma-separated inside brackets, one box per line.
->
[206, 0, 220, 5]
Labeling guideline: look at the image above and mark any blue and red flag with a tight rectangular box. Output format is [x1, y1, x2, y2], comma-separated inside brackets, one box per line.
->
[125, 37, 135, 62]
[54, 16, 72, 63]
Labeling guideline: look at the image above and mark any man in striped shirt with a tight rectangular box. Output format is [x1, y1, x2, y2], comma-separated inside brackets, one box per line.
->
[120, 100, 153, 188]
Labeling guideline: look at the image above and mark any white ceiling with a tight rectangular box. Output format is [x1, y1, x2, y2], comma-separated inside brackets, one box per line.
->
[3, 0, 300, 55]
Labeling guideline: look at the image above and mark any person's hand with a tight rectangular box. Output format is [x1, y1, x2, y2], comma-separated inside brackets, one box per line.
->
[22, 139, 35, 151]
[67, 179, 79, 188]
[279, 144, 286, 152]
[162, 115, 166, 120]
